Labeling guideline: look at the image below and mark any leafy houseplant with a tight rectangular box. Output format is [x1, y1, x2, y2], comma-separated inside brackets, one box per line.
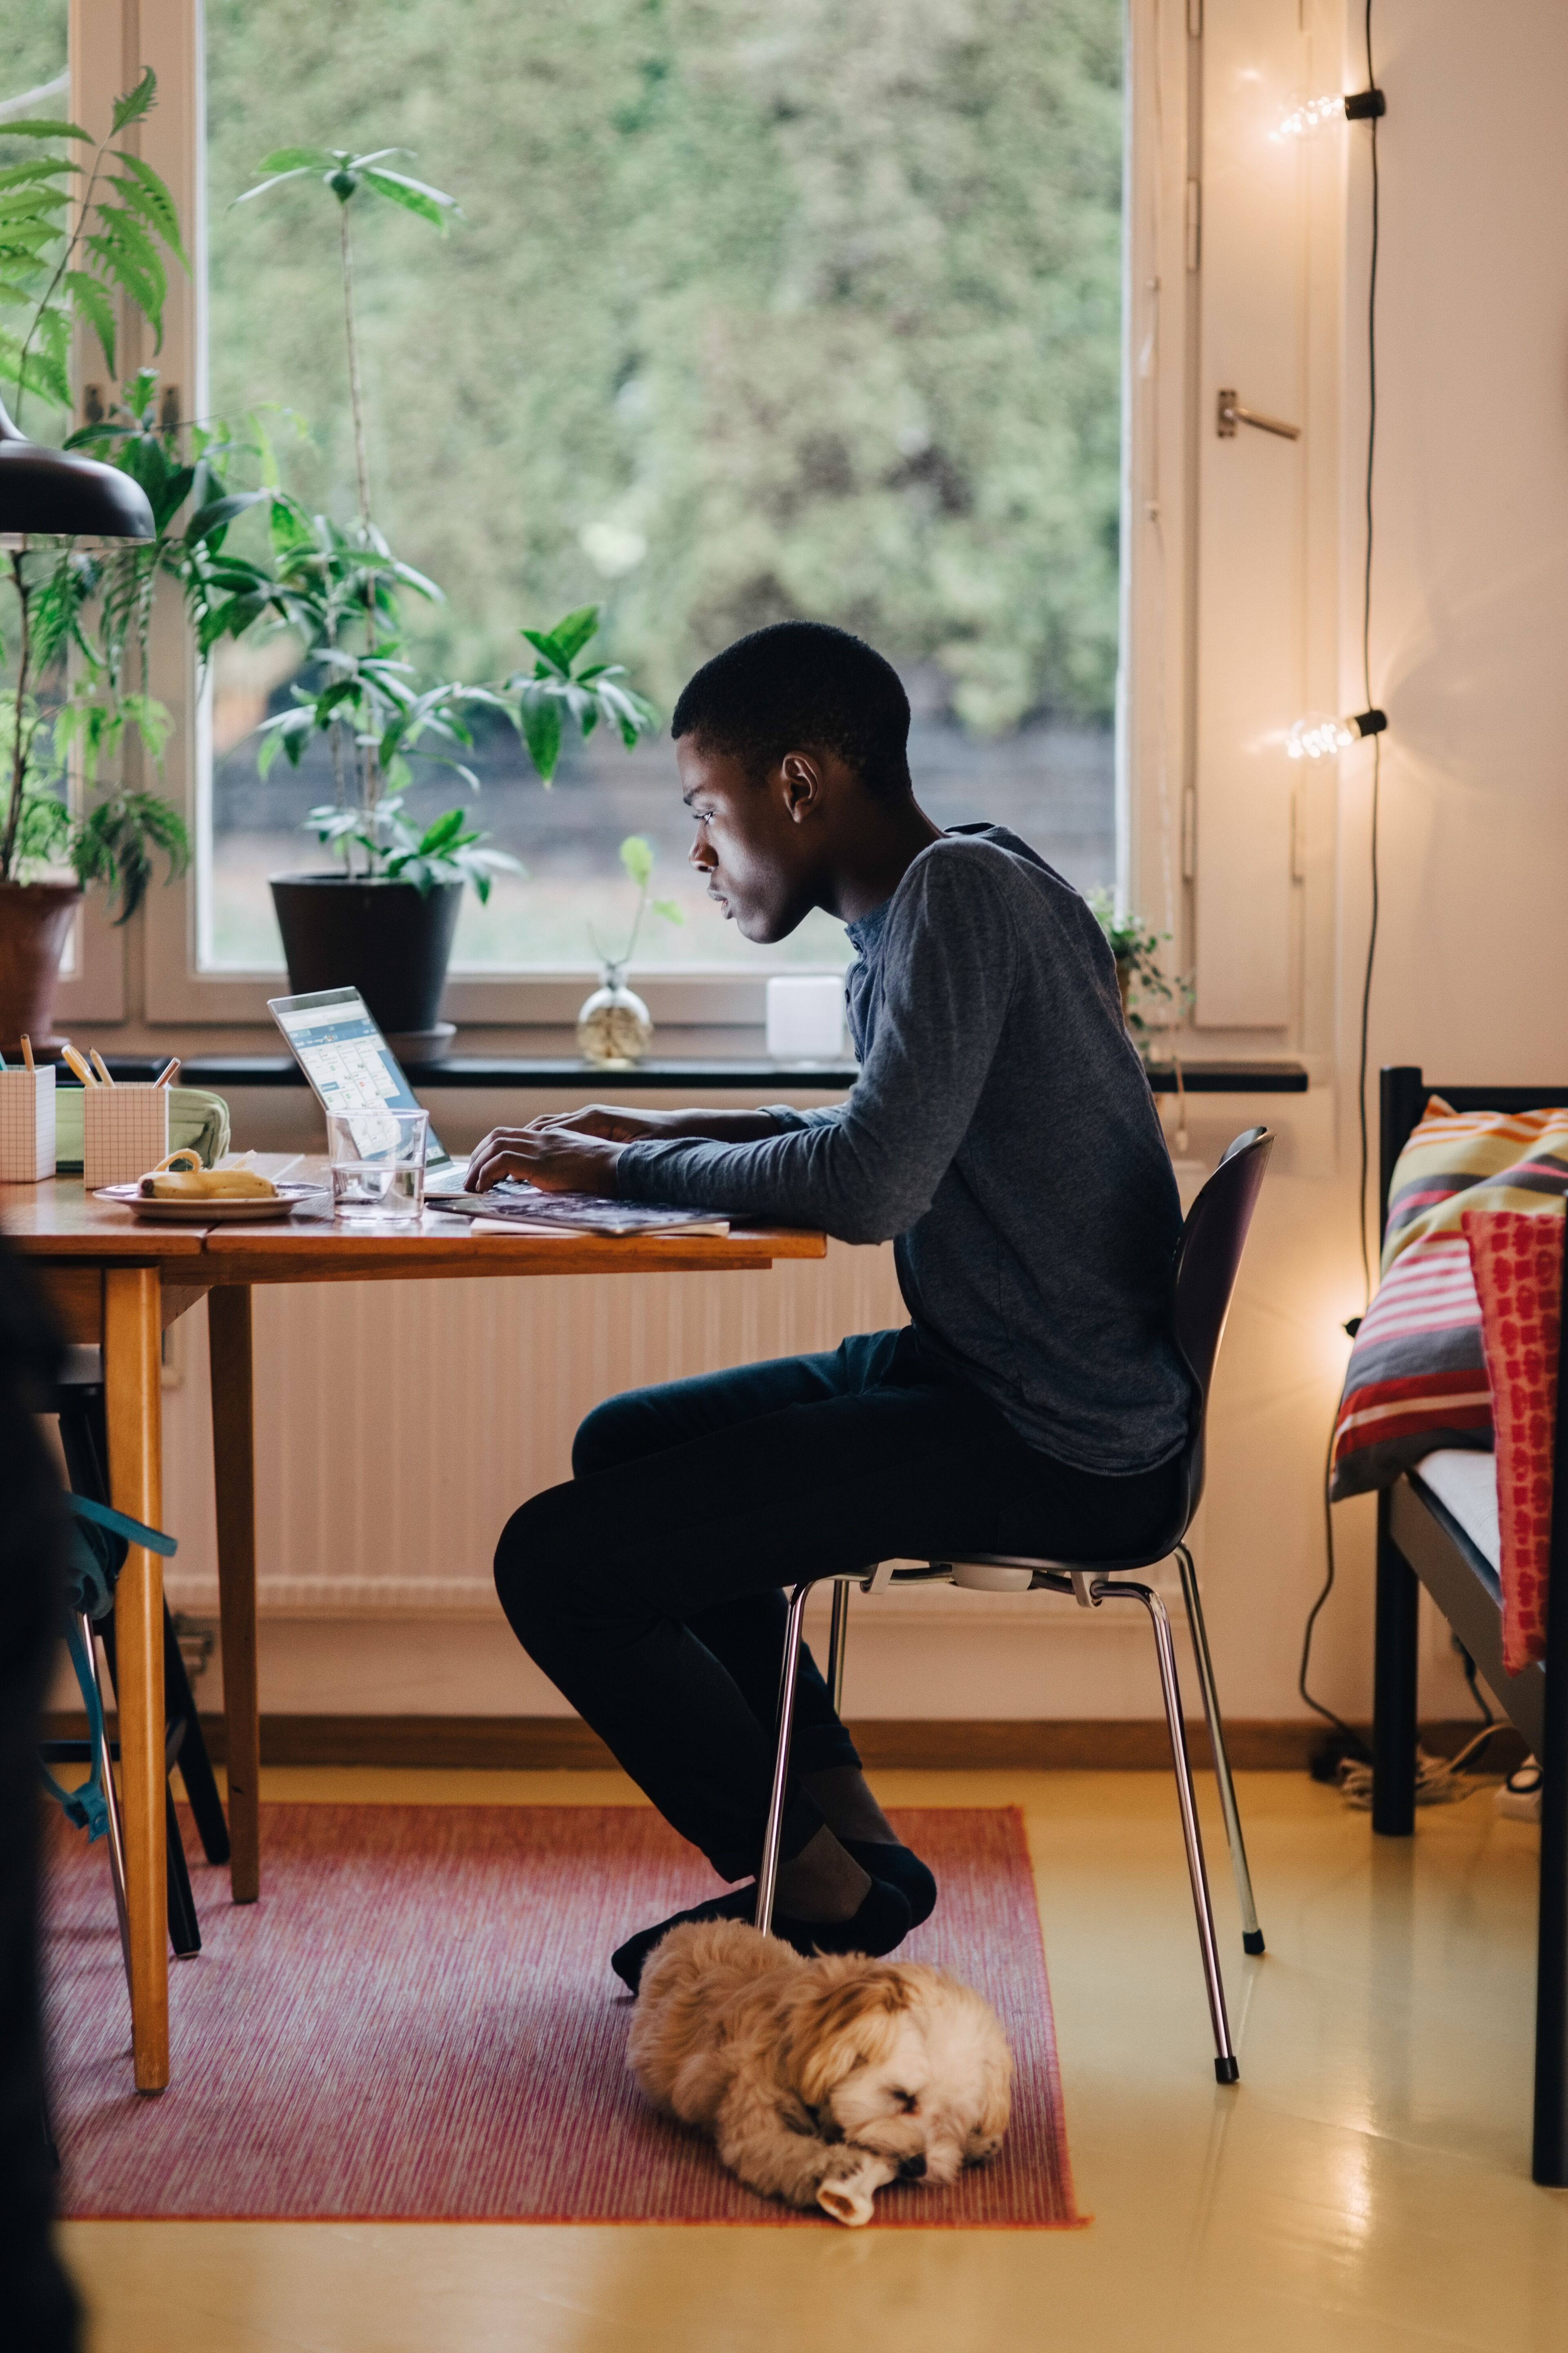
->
[0, 74, 195, 1053]
[229, 145, 656, 1044]
[1089, 892, 1190, 1063]
[577, 834, 684, 1067]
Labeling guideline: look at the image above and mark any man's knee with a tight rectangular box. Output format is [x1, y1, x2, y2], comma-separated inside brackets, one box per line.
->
[493, 1489, 570, 1635]
[572, 1388, 660, 1479]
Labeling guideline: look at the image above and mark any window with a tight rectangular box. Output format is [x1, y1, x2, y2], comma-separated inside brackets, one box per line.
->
[198, 0, 1124, 984]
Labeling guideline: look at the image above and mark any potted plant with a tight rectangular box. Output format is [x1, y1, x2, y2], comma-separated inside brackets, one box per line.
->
[0, 75, 197, 1055]
[228, 145, 657, 1048]
[577, 834, 684, 1066]
[1089, 891, 1191, 1063]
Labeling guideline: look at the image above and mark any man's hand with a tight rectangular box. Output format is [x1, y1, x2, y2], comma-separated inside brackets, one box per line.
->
[524, 1104, 671, 1145]
[468, 1125, 626, 1195]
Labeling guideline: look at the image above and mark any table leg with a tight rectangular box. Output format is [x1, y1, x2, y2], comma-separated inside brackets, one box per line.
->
[103, 1265, 168, 2094]
[209, 1285, 260, 1905]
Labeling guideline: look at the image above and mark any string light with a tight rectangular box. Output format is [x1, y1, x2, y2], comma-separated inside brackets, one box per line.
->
[1286, 707, 1387, 761]
[1272, 87, 1385, 141]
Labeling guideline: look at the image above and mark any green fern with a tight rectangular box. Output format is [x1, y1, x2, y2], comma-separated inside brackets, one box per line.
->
[0, 70, 186, 425]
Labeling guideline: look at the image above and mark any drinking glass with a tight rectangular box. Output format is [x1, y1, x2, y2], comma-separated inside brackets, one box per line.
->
[326, 1108, 429, 1225]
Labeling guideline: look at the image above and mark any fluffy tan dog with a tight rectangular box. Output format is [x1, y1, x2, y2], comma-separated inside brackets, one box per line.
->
[627, 1918, 1012, 2225]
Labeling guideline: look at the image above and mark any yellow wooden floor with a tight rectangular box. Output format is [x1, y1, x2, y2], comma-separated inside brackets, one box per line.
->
[61, 1765, 1568, 2352]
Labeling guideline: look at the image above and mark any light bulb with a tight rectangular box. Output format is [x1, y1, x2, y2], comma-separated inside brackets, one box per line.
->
[1273, 94, 1348, 141]
[1286, 708, 1388, 761]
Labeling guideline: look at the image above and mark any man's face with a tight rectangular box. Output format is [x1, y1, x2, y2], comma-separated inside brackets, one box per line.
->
[677, 737, 819, 944]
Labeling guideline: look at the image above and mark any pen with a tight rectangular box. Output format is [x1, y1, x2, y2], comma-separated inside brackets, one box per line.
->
[89, 1050, 114, 1087]
[154, 1057, 180, 1088]
[60, 1046, 97, 1088]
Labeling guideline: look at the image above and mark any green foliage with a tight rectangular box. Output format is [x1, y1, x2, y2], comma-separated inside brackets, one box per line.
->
[1089, 890, 1191, 1060]
[0, 70, 186, 422]
[592, 832, 684, 971]
[305, 794, 519, 901]
[506, 603, 658, 785]
[205, 0, 1123, 727]
[234, 145, 462, 232]
[223, 135, 652, 897]
[0, 686, 189, 921]
[0, 73, 210, 913]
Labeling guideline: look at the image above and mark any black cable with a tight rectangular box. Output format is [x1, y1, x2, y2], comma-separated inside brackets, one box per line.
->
[1459, 1642, 1495, 1727]
[1300, 1425, 1365, 1744]
[1354, 0, 1381, 1307]
[1307, 1, 1382, 1746]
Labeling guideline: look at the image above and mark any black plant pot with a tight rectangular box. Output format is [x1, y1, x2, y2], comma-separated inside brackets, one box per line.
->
[270, 875, 462, 1038]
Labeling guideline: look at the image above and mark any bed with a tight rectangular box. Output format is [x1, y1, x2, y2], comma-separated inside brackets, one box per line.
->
[1372, 1066, 1568, 2186]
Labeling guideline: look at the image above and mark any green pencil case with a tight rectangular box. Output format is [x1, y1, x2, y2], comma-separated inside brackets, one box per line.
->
[56, 1086, 231, 1175]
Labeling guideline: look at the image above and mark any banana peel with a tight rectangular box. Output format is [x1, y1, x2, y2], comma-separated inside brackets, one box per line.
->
[139, 1152, 278, 1201]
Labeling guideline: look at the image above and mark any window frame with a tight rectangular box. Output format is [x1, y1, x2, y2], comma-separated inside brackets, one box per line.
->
[83, 0, 1156, 1039]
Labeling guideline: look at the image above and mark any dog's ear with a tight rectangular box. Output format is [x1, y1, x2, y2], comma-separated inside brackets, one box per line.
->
[785, 1965, 913, 2110]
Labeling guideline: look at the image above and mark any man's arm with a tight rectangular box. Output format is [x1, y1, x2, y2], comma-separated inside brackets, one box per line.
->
[614, 848, 1017, 1241]
[466, 1104, 786, 1193]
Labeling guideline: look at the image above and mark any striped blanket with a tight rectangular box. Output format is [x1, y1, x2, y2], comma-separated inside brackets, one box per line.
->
[1331, 1097, 1568, 1500]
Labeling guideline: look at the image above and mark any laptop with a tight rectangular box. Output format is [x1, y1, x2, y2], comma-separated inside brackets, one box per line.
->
[267, 986, 469, 1194]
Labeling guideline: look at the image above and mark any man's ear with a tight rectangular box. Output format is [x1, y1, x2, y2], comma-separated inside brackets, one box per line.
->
[777, 749, 824, 824]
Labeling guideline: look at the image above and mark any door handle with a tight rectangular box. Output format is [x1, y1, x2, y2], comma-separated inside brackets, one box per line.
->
[1216, 388, 1301, 441]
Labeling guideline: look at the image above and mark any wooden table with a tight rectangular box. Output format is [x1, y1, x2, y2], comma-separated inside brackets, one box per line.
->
[2, 1178, 825, 2092]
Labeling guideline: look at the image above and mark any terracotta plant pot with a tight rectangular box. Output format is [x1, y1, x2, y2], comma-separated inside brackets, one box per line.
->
[269, 874, 463, 1040]
[0, 880, 83, 1060]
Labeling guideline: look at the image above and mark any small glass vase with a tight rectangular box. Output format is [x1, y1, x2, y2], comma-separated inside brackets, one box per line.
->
[577, 963, 653, 1068]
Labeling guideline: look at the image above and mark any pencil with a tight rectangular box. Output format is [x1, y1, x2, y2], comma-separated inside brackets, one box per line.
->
[60, 1046, 96, 1089]
[20, 1035, 34, 1072]
[89, 1049, 114, 1087]
[154, 1057, 180, 1088]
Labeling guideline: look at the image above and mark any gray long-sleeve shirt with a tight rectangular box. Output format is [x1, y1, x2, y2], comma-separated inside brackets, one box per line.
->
[616, 824, 1192, 1472]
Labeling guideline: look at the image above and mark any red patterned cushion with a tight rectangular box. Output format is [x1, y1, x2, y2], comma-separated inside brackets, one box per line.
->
[1329, 1237, 1490, 1499]
[1461, 1207, 1561, 1673]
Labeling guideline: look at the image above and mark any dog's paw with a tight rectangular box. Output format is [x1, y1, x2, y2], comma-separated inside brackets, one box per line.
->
[816, 2151, 898, 2228]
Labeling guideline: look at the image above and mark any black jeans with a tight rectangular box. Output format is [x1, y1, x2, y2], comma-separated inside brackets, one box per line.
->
[494, 1327, 1183, 1883]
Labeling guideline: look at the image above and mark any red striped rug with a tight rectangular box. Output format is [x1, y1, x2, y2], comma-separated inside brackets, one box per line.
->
[45, 1803, 1081, 2227]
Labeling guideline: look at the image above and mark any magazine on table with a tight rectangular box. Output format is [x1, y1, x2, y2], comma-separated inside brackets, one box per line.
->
[439, 1182, 730, 1238]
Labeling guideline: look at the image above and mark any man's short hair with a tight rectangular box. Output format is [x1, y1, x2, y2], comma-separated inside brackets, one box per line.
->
[670, 622, 912, 800]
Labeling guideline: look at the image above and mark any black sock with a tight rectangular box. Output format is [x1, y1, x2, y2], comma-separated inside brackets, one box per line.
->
[840, 1838, 937, 1928]
[612, 1874, 912, 1994]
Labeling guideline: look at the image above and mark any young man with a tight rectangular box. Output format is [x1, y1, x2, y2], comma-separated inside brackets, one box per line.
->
[479, 622, 1191, 1988]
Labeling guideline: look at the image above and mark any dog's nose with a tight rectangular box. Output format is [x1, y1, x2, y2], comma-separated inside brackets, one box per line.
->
[898, 2153, 927, 2180]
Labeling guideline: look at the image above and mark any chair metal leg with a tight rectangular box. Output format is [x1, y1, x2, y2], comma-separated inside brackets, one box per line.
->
[826, 1581, 851, 1717]
[1176, 1546, 1264, 1955]
[1096, 1578, 1240, 2083]
[756, 1580, 816, 1937]
[82, 1613, 133, 1996]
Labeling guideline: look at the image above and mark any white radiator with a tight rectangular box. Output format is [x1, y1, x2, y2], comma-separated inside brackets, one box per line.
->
[163, 1241, 907, 1617]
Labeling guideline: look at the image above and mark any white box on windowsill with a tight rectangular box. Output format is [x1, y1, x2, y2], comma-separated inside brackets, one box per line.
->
[0, 1064, 56, 1182]
[766, 974, 846, 1064]
[83, 1084, 170, 1191]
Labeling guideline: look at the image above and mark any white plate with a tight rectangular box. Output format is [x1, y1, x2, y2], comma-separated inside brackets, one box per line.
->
[94, 1183, 323, 1224]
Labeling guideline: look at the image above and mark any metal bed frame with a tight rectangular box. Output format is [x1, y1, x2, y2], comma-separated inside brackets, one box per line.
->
[1371, 1065, 1568, 2186]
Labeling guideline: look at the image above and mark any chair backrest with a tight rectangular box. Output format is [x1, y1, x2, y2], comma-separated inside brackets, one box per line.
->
[1171, 1126, 1273, 1522]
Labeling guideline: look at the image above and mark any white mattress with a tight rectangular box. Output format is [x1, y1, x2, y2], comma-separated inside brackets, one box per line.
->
[1411, 1448, 1499, 1567]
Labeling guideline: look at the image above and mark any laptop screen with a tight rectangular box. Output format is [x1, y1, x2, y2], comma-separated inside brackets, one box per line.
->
[267, 987, 458, 1174]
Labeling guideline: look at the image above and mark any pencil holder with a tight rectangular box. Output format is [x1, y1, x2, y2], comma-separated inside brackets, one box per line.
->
[83, 1084, 169, 1191]
[0, 1064, 56, 1182]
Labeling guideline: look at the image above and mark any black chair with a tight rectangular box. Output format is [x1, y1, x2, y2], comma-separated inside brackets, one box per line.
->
[754, 1126, 1274, 2084]
[40, 1349, 231, 1971]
